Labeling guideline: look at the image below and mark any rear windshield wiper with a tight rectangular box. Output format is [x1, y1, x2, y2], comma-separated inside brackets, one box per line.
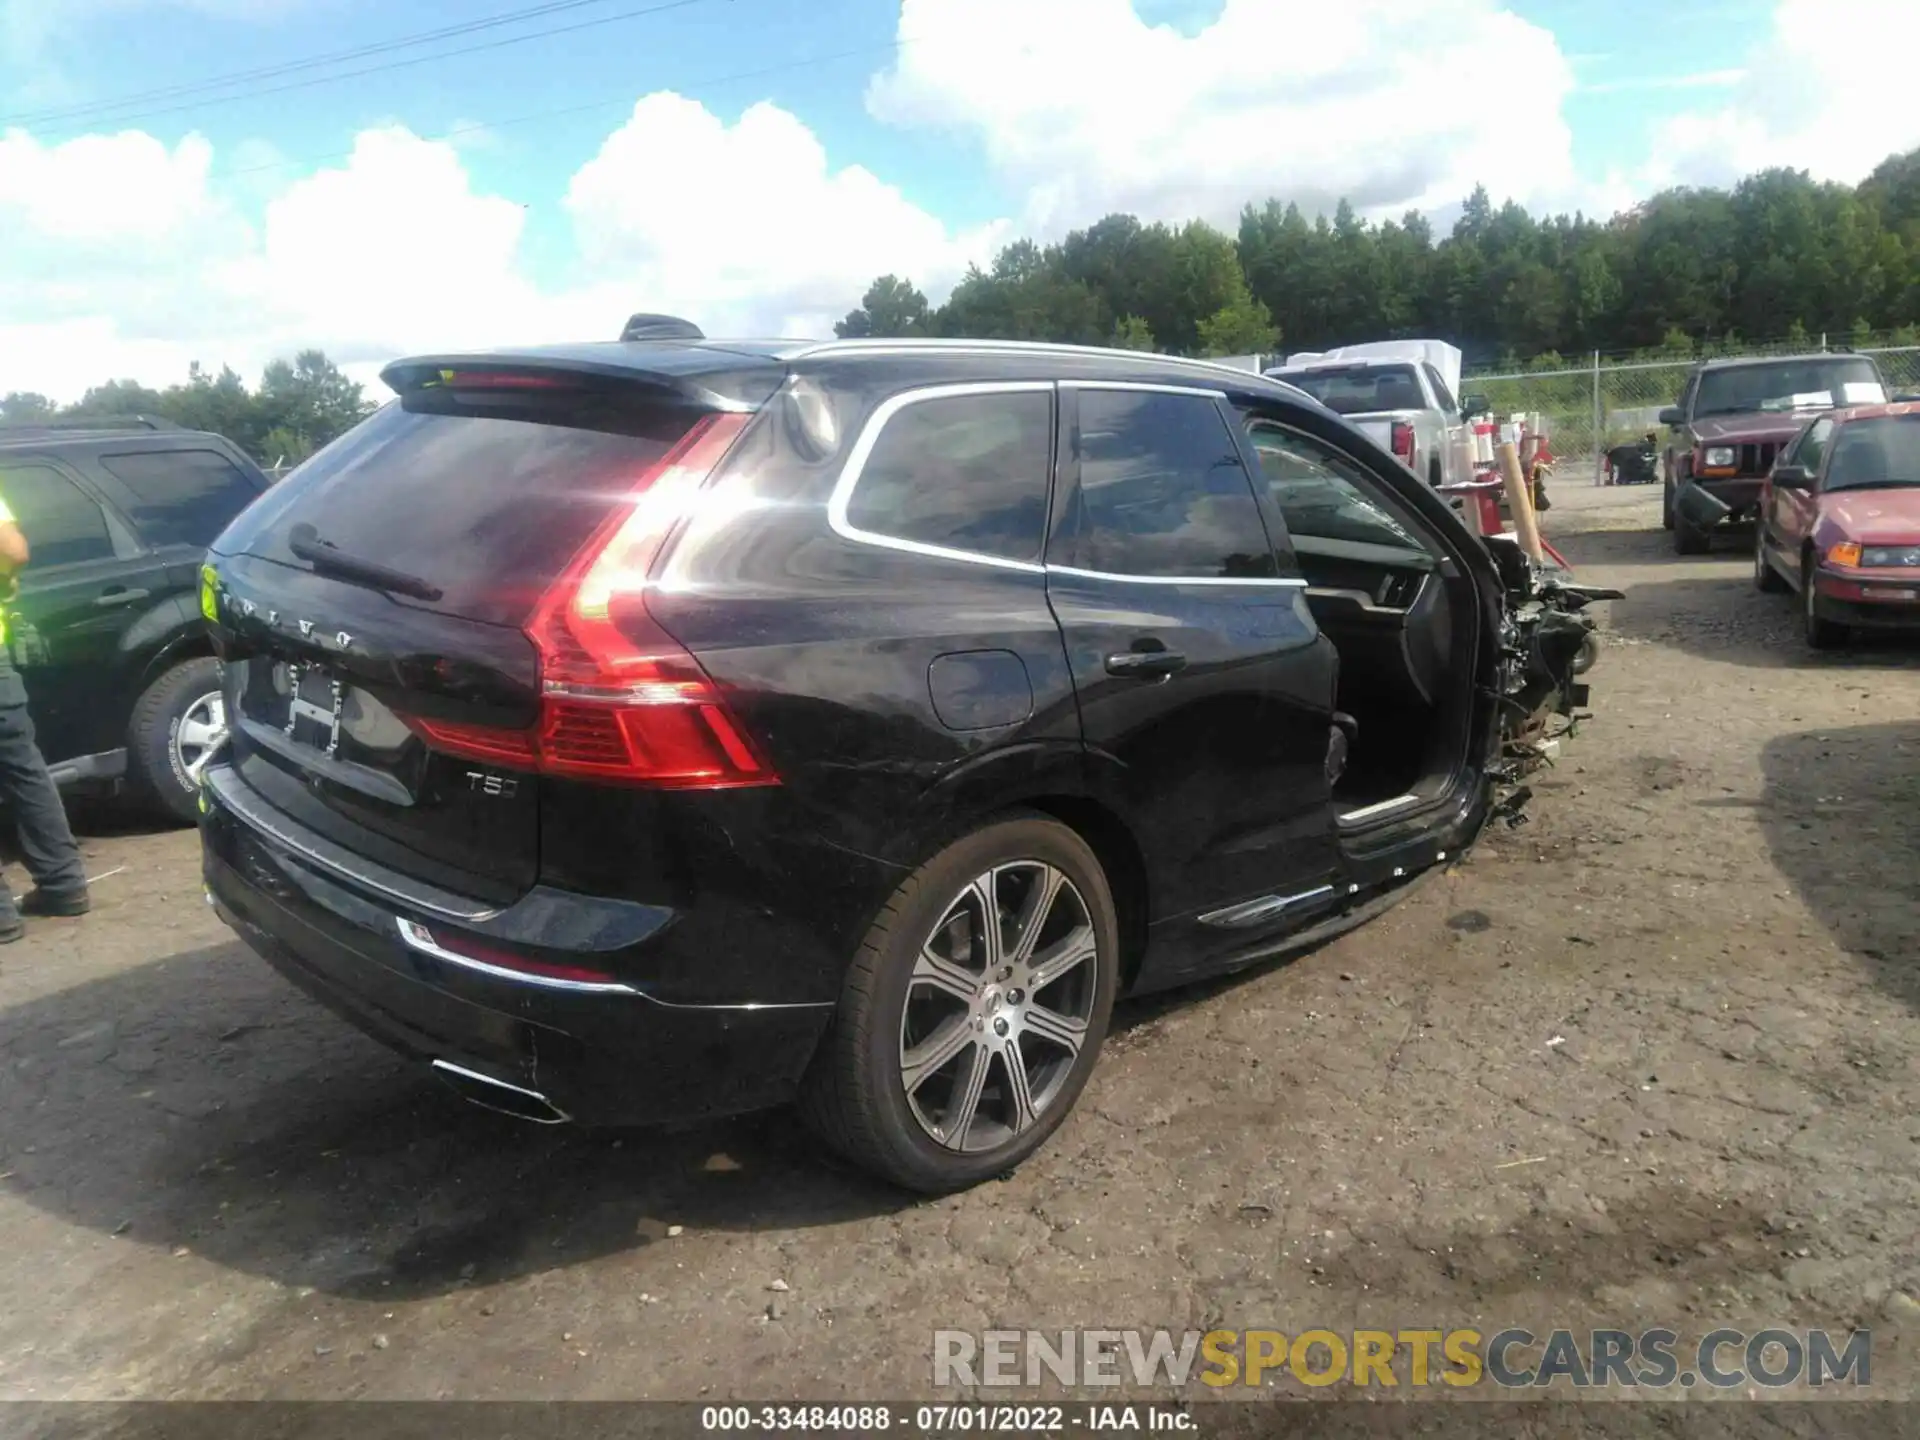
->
[287, 522, 444, 602]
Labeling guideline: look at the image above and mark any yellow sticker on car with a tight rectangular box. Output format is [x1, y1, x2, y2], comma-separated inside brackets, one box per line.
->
[199, 563, 219, 622]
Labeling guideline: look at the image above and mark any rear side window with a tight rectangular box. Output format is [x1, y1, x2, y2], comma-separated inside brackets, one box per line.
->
[97, 447, 261, 549]
[0, 464, 116, 568]
[843, 389, 1053, 563]
[1279, 366, 1424, 415]
[1065, 390, 1275, 580]
[213, 394, 697, 626]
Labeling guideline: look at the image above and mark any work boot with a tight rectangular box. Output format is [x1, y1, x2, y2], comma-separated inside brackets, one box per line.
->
[20, 887, 89, 918]
[0, 916, 22, 944]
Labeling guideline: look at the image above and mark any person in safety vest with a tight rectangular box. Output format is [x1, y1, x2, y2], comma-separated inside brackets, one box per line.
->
[0, 490, 89, 942]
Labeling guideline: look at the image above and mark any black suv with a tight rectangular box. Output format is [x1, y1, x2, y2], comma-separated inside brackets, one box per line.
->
[0, 418, 270, 823]
[196, 322, 1606, 1191]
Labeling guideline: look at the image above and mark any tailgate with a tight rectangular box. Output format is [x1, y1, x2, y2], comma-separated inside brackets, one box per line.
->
[204, 363, 752, 904]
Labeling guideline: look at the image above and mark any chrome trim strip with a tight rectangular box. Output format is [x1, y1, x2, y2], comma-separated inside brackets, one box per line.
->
[1047, 565, 1308, 589]
[1339, 793, 1422, 824]
[1198, 884, 1337, 929]
[1058, 378, 1226, 399]
[397, 918, 639, 995]
[397, 917, 832, 1012]
[826, 381, 1054, 574]
[204, 764, 501, 923]
[429, 1059, 570, 1124]
[792, 337, 1277, 387]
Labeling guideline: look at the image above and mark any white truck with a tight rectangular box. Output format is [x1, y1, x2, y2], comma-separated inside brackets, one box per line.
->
[1266, 340, 1487, 489]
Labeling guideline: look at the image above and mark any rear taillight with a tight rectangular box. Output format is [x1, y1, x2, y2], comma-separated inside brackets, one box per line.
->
[403, 411, 776, 790]
[1390, 422, 1415, 463]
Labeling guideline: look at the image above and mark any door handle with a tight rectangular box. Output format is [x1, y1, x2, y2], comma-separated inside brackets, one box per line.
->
[1105, 649, 1187, 679]
[94, 586, 149, 607]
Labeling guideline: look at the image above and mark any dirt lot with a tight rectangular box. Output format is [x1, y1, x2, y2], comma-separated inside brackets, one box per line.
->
[0, 481, 1915, 1411]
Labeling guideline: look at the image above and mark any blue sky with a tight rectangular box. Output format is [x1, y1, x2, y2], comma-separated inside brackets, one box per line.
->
[0, 0, 1904, 398]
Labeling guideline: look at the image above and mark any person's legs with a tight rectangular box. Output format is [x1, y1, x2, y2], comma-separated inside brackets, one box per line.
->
[0, 703, 87, 911]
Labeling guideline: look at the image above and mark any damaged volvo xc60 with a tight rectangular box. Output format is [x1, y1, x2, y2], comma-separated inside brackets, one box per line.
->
[194, 321, 1611, 1192]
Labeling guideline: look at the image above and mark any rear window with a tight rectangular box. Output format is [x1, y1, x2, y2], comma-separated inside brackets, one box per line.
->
[212, 392, 697, 626]
[1277, 365, 1425, 415]
[97, 446, 261, 549]
[843, 389, 1053, 563]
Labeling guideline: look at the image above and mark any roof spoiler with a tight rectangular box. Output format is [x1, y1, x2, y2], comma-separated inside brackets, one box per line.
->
[618, 313, 704, 343]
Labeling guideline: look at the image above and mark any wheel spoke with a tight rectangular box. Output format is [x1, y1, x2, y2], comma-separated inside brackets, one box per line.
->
[944, 1040, 992, 1148]
[177, 717, 217, 751]
[1001, 1041, 1038, 1134]
[1006, 865, 1063, 965]
[902, 1015, 976, 1095]
[966, 872, 1003, 972]
[1021, 1002, 1087, 1057]
[1027, 924, 1096, 991]
[911, 946, 980, 1005]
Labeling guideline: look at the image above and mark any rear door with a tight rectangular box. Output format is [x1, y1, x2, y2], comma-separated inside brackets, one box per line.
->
[204, 379, 728, 905]
[93, 442, 268, 574]
[0, 457, 149, 762]
[1044, 382, 1342, 984]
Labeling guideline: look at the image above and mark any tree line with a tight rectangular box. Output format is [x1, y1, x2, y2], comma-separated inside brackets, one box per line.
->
[1, 351, 375, 466]
[837, 147, 1920, 369]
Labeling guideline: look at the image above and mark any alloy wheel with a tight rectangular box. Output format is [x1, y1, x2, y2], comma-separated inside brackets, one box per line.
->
[172, 690, 228, 786]
[897, 861, 1100, 1153]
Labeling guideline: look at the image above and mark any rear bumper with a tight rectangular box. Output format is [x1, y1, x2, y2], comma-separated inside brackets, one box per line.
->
[1811, 571, 1920, 632]
[199, 765, 832, 1128]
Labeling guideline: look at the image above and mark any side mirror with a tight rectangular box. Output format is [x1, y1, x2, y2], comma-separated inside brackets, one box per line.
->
[1772, 464, 1814, 490]
[1657, 406, 1684, 427]
[1460, 394, 1491, 419]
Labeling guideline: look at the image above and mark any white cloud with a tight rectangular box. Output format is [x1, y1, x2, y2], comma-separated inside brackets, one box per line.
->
[866, 0, 1582, 231]
[0, 96, 1000, 402]
[1643, 0, 1920, 190]
[564, 93, 1003, 339]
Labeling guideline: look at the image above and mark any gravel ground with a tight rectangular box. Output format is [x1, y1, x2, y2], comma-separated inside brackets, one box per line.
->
[0, 482, 1915, 1414]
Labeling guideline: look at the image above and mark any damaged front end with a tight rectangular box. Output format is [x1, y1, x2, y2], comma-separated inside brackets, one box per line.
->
[1481, 534, 1621, 824]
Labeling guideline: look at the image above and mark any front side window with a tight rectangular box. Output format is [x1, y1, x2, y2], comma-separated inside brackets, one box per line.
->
[0, 464, 116, 568]
[1245, 422, 1428, 555]
[843, 389, 1054, 564]
[1796, 417, 1834, 475]
[1065, 390, 1274, 579]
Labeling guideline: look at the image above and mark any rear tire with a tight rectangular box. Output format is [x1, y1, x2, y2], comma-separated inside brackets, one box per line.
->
[798, 814, 1120, 1193]
[1753, 524, 1788, 593]
[127, 657, 225, 826]
[1802, 562, 1848, 651]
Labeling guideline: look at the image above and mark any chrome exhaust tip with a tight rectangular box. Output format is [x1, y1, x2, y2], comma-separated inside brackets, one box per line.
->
[430, 1059, 570, 1125]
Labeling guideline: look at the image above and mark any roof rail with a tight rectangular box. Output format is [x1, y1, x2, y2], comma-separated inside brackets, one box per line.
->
[0, 414, 181, 434]
[618, 313, 705, 342]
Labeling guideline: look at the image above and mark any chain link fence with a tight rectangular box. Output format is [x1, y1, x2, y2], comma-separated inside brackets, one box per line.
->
[1464, 343, 1920, 482]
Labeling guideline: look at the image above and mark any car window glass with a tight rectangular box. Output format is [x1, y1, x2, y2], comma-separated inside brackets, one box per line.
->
[1822, 415, 1920, 491]
[97, 447, 261, 549]
[1245, 422, 1428, 555]
[1799, 418, 1833, 474]
[844, 390, 1053, 563]
[1068, 390, 1274, 579]
[0, 464, 116, 568]
[1424, 364, 1458, 413]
